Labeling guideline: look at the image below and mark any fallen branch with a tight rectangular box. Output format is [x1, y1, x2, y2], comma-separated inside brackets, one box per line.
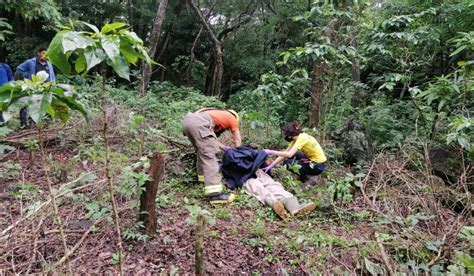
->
[375, 232, 395, 276]
[0, 148, 18, 162]
[157, 133, 189, 148]
[25, 214, 44, 275]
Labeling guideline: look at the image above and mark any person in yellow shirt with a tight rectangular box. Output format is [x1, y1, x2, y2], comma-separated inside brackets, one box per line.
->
[263, 122, 327, 182]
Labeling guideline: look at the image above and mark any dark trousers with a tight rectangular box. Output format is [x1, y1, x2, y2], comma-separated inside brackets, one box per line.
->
[0, 108, 28, 127]
[283, 151, 325, 181]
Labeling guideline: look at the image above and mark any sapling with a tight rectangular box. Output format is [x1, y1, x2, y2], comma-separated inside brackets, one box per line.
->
[0, 71, 88, 273]
[47, 21, 153, 275]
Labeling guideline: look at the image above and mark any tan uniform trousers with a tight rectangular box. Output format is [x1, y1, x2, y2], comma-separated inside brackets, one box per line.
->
[182, 112, 223, 195]
[243, 170, 293, 206]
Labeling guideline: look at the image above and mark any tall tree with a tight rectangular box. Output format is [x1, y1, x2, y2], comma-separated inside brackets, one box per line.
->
[139, 0, 169, 95]
[187, 0, 223, 97]
[308, 18, 338, 127]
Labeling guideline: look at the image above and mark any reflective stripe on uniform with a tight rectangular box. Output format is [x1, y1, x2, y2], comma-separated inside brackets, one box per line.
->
[204, 184, 223, 195]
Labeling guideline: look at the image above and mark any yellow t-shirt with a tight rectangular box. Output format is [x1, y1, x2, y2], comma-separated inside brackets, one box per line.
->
[288, 133, 327, 163]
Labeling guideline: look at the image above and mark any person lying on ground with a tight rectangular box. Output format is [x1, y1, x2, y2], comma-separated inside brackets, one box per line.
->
[243, 169, 315, 220]
[221, 146, 315, 219]
[263, 122, 327, 183]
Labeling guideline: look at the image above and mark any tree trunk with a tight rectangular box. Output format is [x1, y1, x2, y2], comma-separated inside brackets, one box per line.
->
[138, 0, 169, 95]
[186, 26, 204, 85]
[308, 19, 337, 127]
[349, 26, 363, 109]
[309, 64, 327, 127]
[139, 152, 165, 235]
[188, 0, 223, 97]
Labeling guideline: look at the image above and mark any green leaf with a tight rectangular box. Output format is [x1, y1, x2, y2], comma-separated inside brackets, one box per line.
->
[426, 240, 443, 252]
[119, 41, 138, 65]
[364, 258, 385, 275]
[457, 136, 470, 149]
[101, 35, 121, 63]
[101, 22, 126, 34]
[0, 126, 13, 137]
[75, 52, 86, 73]
[82, 22, 100, 33]
[450, 45, 467, 57]
[47, 31, 72, 75]
[122, 30, 144, 45]
[46, 104, 56, 117]
[458, 253, 474, 273]
[51, 98, 70, 123]
[0, 144, 15, 155]
[28, 94, 52, 126]
[84, 47, 106, 71]
[54, 94, 88, 120]
[110, 55, 130, 80]
[62, 32, 94, 53]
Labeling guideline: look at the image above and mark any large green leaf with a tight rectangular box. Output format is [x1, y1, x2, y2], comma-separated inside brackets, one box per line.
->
[119, 40, 138, 65]
[54, 94, 88, 120]
[122, 30, 144, 45]
[75, 51, 87, 73]
[110, 55, 130, 81]
[62, 31, 94, 53]
[0, 83, 20, 104]
[84, 47, 106, 71]
[101, 35, 121, 63]
[101, 22, 126, 34]
[51, 98, 70, 123]
[28, 94, 52, 126]
[82, 22, 100, 34]
[48, 31, 72, 75]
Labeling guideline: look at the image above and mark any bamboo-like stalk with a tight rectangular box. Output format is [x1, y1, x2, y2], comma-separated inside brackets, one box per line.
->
[38, 126, 72, 274]
[195, 214, 205, 276]
[101, 71, 124, 275]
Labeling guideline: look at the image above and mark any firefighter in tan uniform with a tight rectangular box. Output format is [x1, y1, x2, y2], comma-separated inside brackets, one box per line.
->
[182, 108, 241, 204]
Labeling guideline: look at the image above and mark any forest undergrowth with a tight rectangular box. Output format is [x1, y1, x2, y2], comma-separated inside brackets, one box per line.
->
[0, 1, 473, 274]
[0, 92, 471, 274]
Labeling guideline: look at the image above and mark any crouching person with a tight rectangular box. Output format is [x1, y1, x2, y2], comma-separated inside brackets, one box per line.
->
[182, 107, 241, 204]
[244, 169, 315, 220]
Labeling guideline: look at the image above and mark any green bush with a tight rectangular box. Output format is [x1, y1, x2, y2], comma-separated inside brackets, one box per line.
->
[362, 96, 426, 149]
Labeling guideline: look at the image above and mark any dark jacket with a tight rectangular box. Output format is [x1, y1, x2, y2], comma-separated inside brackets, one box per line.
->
[221, 146, 268, 189]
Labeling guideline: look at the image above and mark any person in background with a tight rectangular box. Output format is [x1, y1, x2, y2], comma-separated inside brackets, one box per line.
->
[0, 61, 14, 125]
[15, 47, 56, 128]
[264, 122, 327, 183]
[182, 108, 241, 204]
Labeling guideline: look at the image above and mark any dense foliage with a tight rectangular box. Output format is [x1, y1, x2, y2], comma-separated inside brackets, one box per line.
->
[0, 0, 472, 274]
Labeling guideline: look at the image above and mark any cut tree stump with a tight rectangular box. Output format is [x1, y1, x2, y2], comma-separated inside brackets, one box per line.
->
[138, 152, 165, 235]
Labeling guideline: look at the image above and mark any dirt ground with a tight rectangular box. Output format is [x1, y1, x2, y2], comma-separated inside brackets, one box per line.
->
[0, 127, 470, 274]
